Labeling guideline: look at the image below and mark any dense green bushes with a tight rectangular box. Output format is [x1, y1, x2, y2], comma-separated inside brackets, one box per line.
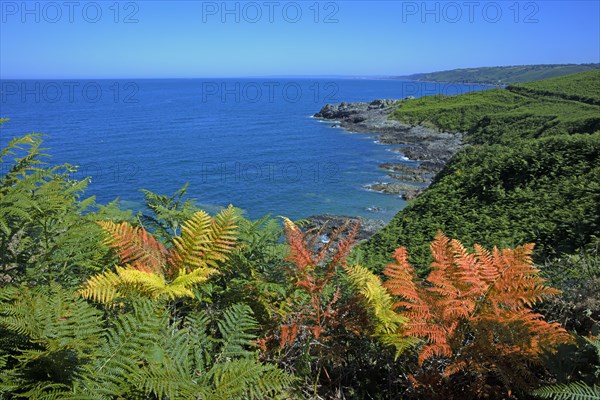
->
[362, 70, 600, 271]
[360, 133, 600, 270]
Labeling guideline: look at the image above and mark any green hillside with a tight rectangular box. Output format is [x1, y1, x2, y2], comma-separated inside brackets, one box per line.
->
[398, 63, 600, 85]
[509, 69, 600, 105]
[388, 71, 600, 145]
[360, 70, 600, 270]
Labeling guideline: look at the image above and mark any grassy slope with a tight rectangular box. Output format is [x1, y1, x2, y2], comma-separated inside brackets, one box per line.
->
[360, 70, 600, 270]
[399, 64, 600, 85]
[508, 69, 600, 105]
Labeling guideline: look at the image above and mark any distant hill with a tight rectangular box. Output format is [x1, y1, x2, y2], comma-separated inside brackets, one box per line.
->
[395, 64, 600, 85]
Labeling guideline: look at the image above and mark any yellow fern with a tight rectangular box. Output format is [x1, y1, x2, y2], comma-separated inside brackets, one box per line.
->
[346, 264, 417, 358]
[80, 206, 238, 304]
[166, 267, 219, 299]
[79, 269, 121, 304]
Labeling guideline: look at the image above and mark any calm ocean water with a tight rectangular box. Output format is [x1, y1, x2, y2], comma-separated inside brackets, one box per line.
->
[0, 79, 490, 221]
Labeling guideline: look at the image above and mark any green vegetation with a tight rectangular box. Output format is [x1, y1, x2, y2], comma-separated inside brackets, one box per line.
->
[398, 63, 600, 85]
[361, 70, 600, 271]
[509, 70, 600, 105]
[0, 69, 599, 399]
[388, 70, 600, 145]
[0, 284, 294, 399]
[533, 334, 600, 400]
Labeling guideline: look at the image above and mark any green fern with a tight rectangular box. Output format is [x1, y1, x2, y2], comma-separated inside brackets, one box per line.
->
[137, 183, 198, 241]
[533, 335, 600, 400]
[202, 358, 294, 400]
[3, 293, 293, 399]
[170, 205, 239, 272]
[0, 283, 104, 398]
[72, 301, 293, 399]
[74, 299, 170, 397]
[1, 133, 110, 287]
[216, 303, 258, 361]
[196, 304, 294, 400]
[532, 382, 600, 400]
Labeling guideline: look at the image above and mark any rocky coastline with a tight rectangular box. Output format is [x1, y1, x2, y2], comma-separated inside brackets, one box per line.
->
[307, 98, 464, 241]
[314, 98, 463, 199]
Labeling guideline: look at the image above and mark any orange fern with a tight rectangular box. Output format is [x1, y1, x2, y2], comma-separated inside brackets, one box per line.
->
[263, 218, 364, 360]
[98, 221, 168, 274]
[379, 232, 572, 396]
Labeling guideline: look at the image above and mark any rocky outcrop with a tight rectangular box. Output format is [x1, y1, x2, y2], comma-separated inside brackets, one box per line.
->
[364, 182, 423, 195]
[315, 99, 463, 200]
[314, 99, 462, 165]
[302, 214, 385, 243]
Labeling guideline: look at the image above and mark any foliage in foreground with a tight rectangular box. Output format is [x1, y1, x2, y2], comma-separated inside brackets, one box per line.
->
[80, 206, 238, 304]
[532, 329, 600, 400]
[254, 218, 376, 397]
[0, 284, 293, 399]
[533, 381, 600, 400]
[0, 134, 112, 287]
[349, 232, 573, 399]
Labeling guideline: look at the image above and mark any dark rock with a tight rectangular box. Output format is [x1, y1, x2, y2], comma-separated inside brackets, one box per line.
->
[388, 172, 429, 183]
[368, 99, 398, 109]
[313, 100, 463, 168]
[364, 182, 421, 195]
[402, 188, 425, 200]
[302, 214, 385, 243]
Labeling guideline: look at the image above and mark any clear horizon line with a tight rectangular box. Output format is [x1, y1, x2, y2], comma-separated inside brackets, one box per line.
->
[0, 74, 405, 80]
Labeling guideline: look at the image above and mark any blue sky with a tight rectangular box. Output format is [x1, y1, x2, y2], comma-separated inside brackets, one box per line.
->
[1, 1, 599, 78]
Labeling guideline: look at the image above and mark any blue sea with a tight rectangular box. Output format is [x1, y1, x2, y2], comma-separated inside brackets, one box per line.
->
[0, 79, 490, 221]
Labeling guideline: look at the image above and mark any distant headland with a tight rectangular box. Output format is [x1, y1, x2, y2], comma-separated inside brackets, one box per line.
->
[390, 63, 600, 85]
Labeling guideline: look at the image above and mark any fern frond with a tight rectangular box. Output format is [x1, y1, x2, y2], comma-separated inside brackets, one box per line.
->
[346, 264, 416, 358]
[532, 382, 600, 400]
[75, 300, 167, 397]
[164, 267, 219, 300]
[78, 269, 121, 304]
[0, 284, 104, 396]
[115, 266, 169, 299]
[206, 205, 239, 265]
[170, 206, 238, 273]
[217, 304, 258, 361]
[206, 358, 294, 400]
[371, 233, 573, 395]
[281, 217, 313, 268]
[97, 220, 167, 274]
[384, 247, 422, 305]
[346, 265, 405, 333]
[184, 311, 214, 374]
[80, 265, 216, 304]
